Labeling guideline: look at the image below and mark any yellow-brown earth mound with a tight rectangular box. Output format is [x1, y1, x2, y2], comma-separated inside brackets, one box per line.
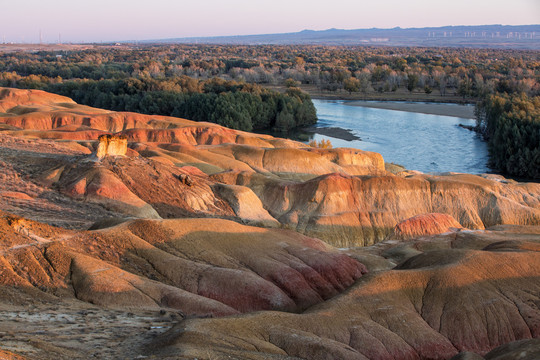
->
[0, 212, 366, 315]
[147, 229, 540, 360]
[392, 213, 464, 240]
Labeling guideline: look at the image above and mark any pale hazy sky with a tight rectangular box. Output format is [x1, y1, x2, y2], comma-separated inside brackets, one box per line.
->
[1, 0, 538, 43]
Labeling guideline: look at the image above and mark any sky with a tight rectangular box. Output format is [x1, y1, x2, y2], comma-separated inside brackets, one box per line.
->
[1, 0, 539, 43]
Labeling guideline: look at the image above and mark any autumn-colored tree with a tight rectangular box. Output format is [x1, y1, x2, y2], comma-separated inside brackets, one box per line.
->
[343, 77, 360, 94]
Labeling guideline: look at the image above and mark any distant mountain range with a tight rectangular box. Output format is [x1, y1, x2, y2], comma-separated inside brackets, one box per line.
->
[145, 25, 540, 49]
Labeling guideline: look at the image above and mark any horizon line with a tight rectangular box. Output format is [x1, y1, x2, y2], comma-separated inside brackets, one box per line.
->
[2, 23, 539, 45]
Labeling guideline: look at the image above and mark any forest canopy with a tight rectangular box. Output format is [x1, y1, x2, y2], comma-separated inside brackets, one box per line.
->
[0, 72, 316, 133]
[476, 93, 539, 179]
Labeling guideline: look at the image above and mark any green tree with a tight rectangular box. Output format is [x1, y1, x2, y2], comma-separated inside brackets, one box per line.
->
[406, 73, 419, 92]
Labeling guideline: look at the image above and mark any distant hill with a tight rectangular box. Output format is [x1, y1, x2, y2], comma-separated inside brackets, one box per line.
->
[147, 25, 540, 49]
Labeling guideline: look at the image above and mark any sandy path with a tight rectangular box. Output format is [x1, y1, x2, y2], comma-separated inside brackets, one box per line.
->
[346, 100, 476, 119]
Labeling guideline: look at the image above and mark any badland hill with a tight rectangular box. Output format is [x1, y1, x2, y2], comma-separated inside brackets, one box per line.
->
[0, 87, 539, 359]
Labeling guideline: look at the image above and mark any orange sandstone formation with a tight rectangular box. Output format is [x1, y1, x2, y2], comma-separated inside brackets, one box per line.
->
[392, 213, 465, 240]
[0, 213, 366, 315]
[95, 134, 127, 158]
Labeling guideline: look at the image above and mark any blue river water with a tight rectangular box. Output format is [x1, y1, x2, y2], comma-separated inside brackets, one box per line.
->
[310, 99, 490, 174]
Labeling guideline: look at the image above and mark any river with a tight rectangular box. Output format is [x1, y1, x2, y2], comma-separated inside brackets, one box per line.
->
[309, 99, 490, 174]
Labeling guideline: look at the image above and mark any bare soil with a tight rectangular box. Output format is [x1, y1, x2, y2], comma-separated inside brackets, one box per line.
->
[0, 302, 177, 359]
[0, 134, 124, 229]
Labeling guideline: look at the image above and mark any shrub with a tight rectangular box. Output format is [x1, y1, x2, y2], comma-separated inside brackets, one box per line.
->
[308, 139, 333, 149]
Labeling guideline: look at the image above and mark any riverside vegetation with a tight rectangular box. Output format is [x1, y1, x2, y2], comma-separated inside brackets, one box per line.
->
[475, 93, 539, 179]
[0, 44, 538, 178]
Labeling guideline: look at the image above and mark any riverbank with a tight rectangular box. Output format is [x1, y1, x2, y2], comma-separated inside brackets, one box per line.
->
[266, 85, 477, 119]
[346, 100, 476, 119]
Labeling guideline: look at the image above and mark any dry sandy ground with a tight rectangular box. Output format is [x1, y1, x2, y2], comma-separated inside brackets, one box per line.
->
[0, 302, 177, 359]
[347, 100, 476, 119]
[0, 134, 123, 229]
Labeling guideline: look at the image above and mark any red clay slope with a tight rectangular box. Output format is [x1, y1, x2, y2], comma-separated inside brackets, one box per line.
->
[0, 212, 366, 316]
[148, 231, 540, 360]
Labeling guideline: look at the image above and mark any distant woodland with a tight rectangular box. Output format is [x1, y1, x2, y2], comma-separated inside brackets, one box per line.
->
[0, 45, 538, 177]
